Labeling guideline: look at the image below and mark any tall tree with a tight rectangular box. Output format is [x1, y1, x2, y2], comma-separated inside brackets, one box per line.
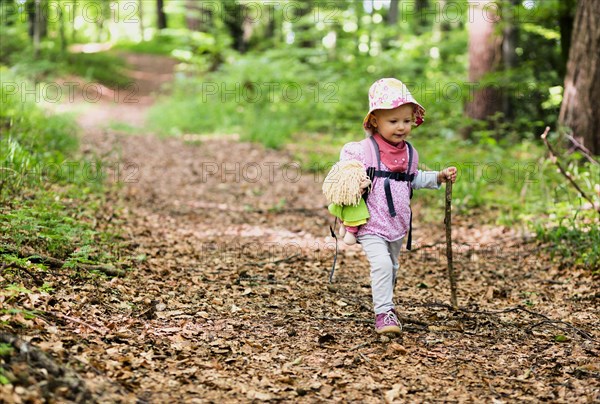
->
[501, 0, 519, 119]
[157, 0, 167, 30]
[464, 0, 502, 134]
[558, 0, 577, 77]
[559, 0, 600, 155]
[139, 0, 145, 40]
[27, 0, 47, 40]
[186, 0, 213, 32]
[387, 0, 399, 25]
[223, 1, 253, 53]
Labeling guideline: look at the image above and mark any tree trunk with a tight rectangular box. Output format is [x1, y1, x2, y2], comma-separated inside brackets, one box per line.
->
[223, 2, 248, 52]
[501, 0, 519, 120]
[59, 1, 67, 53]
[464, 0, 503, 131]
[157, 0, 167, 30]
[559, 0, 600, 155]
[139, 0, 145, 40]
[265, 4, 276, 41]
[558, 0, 577, 78]
[28, 0, 47, 40]
[185, 0, 213, 32]
[437, 0, 451, 32]
[387, 0, 398, 25]
[32, 0, 41, 58]
[72, 0, 77, 42]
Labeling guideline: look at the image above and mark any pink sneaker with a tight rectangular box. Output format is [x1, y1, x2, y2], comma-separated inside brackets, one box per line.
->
[375, 310, 402, 334]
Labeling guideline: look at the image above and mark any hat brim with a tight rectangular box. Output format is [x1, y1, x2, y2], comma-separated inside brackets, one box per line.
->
[363, 102, 426, 130]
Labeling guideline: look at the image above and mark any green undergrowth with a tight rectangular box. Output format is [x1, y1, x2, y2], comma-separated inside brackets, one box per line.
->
[0, 69, 129, 296]
[1, 23, 131, 88]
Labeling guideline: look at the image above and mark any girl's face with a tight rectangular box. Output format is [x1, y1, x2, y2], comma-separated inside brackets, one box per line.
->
[369, 104, 414, 145]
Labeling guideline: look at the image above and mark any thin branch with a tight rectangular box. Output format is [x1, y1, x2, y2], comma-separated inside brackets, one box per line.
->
[247, 253, 300, 267]
[564, 131, 600, 166]
[44, 311, 109, 336]
[1, 245, 125, 277]
[413, 301, 596, 342]
[541, 126, 599, 215]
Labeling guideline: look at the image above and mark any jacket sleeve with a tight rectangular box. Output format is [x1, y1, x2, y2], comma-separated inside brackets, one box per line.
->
[412, 170, 441, 190]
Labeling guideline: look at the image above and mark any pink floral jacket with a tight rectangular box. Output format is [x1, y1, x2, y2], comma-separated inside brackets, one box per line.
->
[340, 141, 440, 242]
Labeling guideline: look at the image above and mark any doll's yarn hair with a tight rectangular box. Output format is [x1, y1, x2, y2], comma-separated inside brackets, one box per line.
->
[322, 159, 370, 206]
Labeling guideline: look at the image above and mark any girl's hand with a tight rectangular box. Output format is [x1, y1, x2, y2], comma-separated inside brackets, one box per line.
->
[438, 167, 457, 183]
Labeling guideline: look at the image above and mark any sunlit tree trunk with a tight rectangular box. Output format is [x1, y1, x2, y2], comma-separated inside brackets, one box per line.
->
[463, 0, 502, 135]
[139, 0, 145, 40]
[157, 0, 167, 30]
[186, 0, 213, 32]
[72, 0, 77, 42]
[32, 0, 41, 58]
[294, 0, 315, 48]
[265, 4, 276, 41]
[501, 0, 519, 120]
[28, 0, 47, 40]
[223, 2, 250, 52]
[387, 0, 398, 25]
[559, 0, 600, 155]
[437, 0, 451, 32]
[58, 1, 67, 53]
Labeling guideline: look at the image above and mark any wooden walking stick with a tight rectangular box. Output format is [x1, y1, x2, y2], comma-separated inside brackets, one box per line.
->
[445, 181, 458, 309]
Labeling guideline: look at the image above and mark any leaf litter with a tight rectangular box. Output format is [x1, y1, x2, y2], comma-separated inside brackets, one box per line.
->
[2, 130, 598, 403]
[1, 54, 598, 402]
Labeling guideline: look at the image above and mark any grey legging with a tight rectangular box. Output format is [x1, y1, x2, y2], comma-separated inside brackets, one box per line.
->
[358, 234, 403, 315]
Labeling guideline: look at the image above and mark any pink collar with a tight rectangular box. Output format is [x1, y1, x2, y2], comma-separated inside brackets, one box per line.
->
[373, 133, 408, 173]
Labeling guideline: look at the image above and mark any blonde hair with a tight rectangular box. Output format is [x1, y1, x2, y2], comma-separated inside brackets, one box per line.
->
[322, 160, 370, 206]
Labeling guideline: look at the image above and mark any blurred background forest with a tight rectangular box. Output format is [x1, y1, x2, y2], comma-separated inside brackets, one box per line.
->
[0, 0, 599, 270]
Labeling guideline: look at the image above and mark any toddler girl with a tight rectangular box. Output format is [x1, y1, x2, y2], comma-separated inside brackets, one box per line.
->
[337, 78, 457, 334]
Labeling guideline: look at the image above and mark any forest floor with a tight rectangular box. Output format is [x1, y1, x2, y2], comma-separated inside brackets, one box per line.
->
[1, 53, 599, 403]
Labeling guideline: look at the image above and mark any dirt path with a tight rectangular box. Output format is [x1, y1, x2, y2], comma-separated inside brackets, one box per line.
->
[6, 53, 599, 402]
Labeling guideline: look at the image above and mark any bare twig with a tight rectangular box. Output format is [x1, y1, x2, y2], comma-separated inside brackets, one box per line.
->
[247, 253, 300, 267]
[1, 245, 125, 277]
[413, 301, 596, 342]
[445, 181, 458, 309]
[563, 130, 600, 166]
[348, 341, 369, 351]
[45, 311, 109, 336]
[541, 126, 599, 215]
[5, 263, 45, 286]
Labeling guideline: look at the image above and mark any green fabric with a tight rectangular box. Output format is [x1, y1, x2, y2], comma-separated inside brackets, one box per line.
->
[328, 199, 370, 225]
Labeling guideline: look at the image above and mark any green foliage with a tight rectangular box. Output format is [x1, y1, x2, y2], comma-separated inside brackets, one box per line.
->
[536, 221, 600, 272]
[1, 68, 79, 197]
[114, 28, 227, 71]
[64, 52, 132, 88]
[0, 368, 10, 385]
[1, 18, 130, 87]
[0, 343, 14, 358]
[0, 71, 123, 278]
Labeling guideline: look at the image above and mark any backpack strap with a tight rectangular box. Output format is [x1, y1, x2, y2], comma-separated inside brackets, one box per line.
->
[361, 136, 380, 169]
[405, 141, 414, 251]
